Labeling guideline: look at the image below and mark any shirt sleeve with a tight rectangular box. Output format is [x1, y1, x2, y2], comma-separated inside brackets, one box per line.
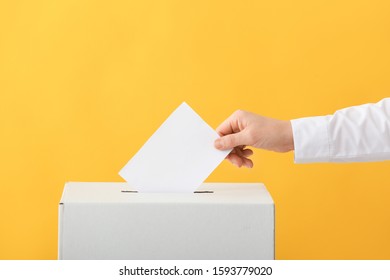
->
[290, 98, 390, 163]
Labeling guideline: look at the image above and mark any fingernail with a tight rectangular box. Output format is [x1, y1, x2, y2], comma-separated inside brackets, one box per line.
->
[214, 139, 222, 149]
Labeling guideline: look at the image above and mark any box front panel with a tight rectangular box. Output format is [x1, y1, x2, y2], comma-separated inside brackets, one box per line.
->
[60, 202, 274, 260]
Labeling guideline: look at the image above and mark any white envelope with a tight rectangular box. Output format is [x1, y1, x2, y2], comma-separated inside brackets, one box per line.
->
[119, 102, 231, 193]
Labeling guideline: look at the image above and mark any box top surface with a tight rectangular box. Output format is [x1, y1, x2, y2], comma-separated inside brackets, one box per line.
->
[60, 182, 273, 205]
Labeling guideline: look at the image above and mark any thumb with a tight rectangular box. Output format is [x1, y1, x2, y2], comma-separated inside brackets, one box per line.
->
[214, 132, 245, 150]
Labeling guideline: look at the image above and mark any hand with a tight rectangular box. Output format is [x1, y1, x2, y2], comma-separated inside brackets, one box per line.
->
[214, 110, 294, 168]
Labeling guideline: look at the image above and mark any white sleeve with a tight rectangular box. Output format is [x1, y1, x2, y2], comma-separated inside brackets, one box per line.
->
[290, 98, 390, 163]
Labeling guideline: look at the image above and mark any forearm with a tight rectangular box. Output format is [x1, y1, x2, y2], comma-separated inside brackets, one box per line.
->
[291, 98, 390, 163]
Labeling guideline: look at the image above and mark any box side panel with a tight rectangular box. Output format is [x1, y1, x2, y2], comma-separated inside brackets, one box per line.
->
[58, 203, 64, 260]
[273, 204, 275, 260]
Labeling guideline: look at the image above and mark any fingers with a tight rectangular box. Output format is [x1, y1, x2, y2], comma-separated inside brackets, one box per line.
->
[214, 110, 254, 168]
[216, 114, 238, 137]
[216, 110, 244, 136]
[240, 148, 253, 157]
[214, 131, 245, 150]
[225, 147, 254, 168]
[226, 153, 254, 168]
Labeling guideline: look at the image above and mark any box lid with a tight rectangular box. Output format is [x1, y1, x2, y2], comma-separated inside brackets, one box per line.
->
[60, 182, 273, 205]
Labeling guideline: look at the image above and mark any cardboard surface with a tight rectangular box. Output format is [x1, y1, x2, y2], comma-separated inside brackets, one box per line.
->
[58, 182, 275, 260]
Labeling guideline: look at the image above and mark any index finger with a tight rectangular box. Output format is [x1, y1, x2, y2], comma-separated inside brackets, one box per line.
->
[216, 112, 241, 136]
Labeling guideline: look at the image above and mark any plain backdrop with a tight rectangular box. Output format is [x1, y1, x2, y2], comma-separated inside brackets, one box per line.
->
[0, 0, 390, 259]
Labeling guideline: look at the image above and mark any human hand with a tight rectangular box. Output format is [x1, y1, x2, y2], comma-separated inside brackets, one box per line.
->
[214, 110, 294, 168]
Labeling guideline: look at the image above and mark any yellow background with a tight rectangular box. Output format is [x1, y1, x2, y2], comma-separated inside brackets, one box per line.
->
[1, 0, 390, 259]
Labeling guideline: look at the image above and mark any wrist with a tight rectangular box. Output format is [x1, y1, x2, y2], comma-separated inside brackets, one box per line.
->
[281, 120, 294, 152]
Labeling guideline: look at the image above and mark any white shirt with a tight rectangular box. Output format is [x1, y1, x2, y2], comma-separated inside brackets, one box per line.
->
[291, 98, 390, 163]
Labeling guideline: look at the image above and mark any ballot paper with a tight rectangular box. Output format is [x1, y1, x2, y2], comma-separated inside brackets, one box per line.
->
[119, 102, 231, 193]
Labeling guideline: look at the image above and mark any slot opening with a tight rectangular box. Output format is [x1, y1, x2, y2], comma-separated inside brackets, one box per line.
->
[193, 191, 214, 193]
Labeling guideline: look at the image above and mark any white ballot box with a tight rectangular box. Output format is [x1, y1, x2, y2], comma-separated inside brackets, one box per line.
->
[58, 182, 275, 260]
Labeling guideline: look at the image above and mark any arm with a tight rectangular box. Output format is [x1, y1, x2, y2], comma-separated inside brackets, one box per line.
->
[292, 98, 390, 163]
[214, 98, 390, 167]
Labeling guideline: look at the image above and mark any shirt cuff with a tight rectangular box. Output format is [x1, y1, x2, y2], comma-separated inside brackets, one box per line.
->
[290, 116, 331, 163]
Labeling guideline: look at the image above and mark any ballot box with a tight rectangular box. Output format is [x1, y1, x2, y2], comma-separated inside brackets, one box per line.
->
[58, 182, 275, 260]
